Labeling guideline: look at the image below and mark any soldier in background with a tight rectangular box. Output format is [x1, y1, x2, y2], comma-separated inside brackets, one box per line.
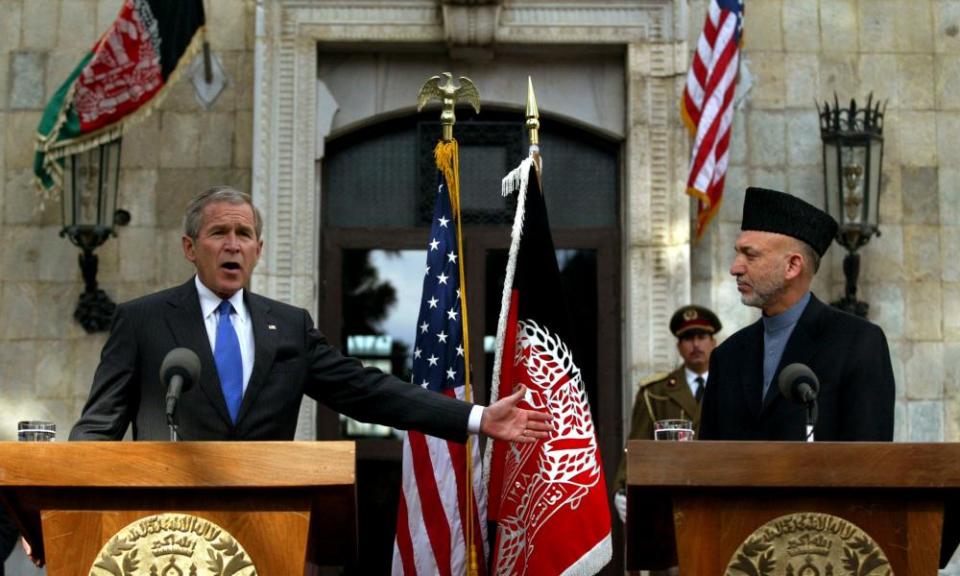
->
[613, 305, 722, 506]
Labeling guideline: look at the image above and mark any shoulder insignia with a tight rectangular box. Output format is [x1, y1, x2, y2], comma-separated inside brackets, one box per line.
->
[639, 371, 671, 388]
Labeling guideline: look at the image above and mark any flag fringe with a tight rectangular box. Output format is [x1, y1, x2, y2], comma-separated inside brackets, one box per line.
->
[558, 533, 613, 576]
[35, 27, 207, 195]
[482, 155, 535, 481]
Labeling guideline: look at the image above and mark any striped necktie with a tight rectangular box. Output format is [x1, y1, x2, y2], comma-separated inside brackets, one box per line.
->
[695, 375, 705, 403]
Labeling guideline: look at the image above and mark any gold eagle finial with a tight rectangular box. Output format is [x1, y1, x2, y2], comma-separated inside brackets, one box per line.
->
[417, 72, 481, 141]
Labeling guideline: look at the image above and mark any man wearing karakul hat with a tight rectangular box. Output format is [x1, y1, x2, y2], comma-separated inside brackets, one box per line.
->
[698, 187, 895, 441]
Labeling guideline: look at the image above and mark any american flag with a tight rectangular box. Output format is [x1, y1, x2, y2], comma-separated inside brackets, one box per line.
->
[392, 165, 487, 575]
[682, 0, 744, 239]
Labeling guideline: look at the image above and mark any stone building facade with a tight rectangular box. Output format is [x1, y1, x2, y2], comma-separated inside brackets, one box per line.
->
[1, 0, 960, 573]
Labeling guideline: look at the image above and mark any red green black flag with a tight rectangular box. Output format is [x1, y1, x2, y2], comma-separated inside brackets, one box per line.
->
[35, 0, 205, 192]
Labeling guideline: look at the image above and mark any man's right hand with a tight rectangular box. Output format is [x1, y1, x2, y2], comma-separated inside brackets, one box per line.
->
[614, 490, 627, 523]
[21, 536, 44, 567]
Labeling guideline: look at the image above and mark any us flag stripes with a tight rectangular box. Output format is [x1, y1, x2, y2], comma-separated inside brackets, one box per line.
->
[392, 140, 487, 576]
[681, 0, 744, 239]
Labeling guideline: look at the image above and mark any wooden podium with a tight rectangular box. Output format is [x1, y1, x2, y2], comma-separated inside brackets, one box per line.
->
[626, 440, 960, 575]
[0, 441, 356, 575]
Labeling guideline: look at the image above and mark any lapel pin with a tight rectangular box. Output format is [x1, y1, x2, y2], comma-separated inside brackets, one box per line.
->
[268, 324, 277, 330]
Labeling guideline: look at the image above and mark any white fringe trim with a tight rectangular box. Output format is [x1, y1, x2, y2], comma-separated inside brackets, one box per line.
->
[558, 533, 613, 576]
[482, 155, 535, 482]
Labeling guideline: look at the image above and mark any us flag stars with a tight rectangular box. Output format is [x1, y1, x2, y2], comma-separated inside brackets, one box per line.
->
[409, 179, 465, 395]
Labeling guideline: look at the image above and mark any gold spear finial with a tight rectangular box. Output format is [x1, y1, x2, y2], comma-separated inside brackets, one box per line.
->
[526, 76, 540, 147]
[417, 72, 481, 141]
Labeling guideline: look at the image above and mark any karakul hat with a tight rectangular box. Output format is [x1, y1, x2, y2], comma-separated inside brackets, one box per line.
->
[740, 187, 838, 257]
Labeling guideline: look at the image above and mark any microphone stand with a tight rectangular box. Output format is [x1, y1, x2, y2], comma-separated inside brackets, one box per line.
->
[167, 412, 180, 442]
[806, 399, 818, 442]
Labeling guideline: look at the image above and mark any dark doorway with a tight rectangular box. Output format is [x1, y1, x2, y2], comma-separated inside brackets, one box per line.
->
[319, 110, 622, 574]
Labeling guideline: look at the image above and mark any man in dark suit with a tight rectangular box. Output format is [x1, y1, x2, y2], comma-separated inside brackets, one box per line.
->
[0, 512, 15, 575]
[70, 186, 551, 444]
[699, 187, 895, 441]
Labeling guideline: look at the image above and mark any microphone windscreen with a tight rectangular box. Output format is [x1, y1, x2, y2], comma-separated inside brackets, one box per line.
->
[160, 348, 201, 389]
[777, 363, 818, 403]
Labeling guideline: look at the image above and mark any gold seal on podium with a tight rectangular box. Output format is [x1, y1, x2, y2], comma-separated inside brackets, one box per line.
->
[89, 513, 258, 576]
[725, 512, 892, 576]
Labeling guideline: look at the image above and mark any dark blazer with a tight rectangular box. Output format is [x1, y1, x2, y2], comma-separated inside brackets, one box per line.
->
[70, 279, 472, 442]
[699, 294, 895, 441]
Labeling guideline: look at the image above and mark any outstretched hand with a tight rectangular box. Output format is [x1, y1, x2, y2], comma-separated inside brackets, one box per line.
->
[480, 387, 552, 443]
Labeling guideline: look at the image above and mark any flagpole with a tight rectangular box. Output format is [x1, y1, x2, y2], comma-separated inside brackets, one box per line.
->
[526, 76, 542, 172]
[417, 72, 482, 576]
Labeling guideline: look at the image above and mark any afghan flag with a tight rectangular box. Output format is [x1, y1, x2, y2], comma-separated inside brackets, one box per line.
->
[34, 0, 205, 192]
[484, 156, 612, 575]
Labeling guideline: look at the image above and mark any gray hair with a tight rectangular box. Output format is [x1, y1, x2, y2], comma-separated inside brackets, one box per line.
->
[183, 185, 263, 241]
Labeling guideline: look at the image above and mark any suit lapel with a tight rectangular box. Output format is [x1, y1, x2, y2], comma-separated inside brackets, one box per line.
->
[236, 292, 278, 425]
[164, 279, 234, 429]
[739, 320, 766, 418]
[760, 295, 821, 413]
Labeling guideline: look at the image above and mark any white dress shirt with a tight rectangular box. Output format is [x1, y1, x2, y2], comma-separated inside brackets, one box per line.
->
[195, 276, 255, 395]
[684, 367, 708, 397]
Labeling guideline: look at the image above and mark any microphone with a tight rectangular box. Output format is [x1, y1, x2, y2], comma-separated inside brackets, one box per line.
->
[777, 363, 819, 441]
[161, 348, 201, 424]
[777, 363, 819, 404]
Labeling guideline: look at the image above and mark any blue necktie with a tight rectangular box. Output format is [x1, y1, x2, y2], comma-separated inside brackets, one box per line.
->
[214, 300, 243, 423]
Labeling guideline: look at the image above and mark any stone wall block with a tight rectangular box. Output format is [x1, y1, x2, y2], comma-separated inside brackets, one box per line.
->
[0, 53, 8, 110]
[57, 0, 97, 52]
[197, 112, 235, 168]
[90, 232, 120, 284]
[234, 110, 252, 168]
[156, 168, 243, 229]
[908, 400, 944, 441]
[935, 0, 960, 54]
[819, 54, 859, 103]
[743, 0, 782, 51]
[96, 0, 123, 38]
[893, 399, 907, 440]
[208, 0, 248, 52]
[787, 166, 821, 207]
[941, 169, 960, 224]
[4, 168, 58, 226]
[118, 227, 158, 283]
[904, 225, 941, 281]
[879, 165, 903, 224]
[71, 334, 106, 400]
[785, 110, 820, 167]
[718, 165, 747, 221]
[899, 111, 938, 167]
[39, 283, 88, 340]
[234, 50, 254, 111]
[121, 114, 161, 169]
[0, 0, 22, 52]
[862, 281, 904, 342]
[946, 400, 960, 444]
[783, 1, 819, 53]
[859, 0, 899, 53]
[5, 111, 40, 171]
[897, 0, 935, 53]
[905, 281, 943, 340]
[159, 112, 202, 168]
[45, 50, 84, 102]
[936, 55, 960, 110]
[937, 112, 960, 169]
[9, 51, 45, 109]
[118, 168, 158, 227]
[0, 341, 37, 401]
[902, 166, 940, 224]
[1, 282, 38, 339]
[784, 53, 819, 109]
[729, 112, 747, 165]
[21, 0, 59, 50]
[898, 54, 935, 111]
[747, 167, 786, 194]
[905, 341, 945, 399]
[747, 51, 785, 109]
[943, 229, 960, 282]
[686, 0, 708, 48]
[858, 55, 899, 111]
[156, 228, 193, 287]
[820, 0, 858, 53]
[162, 68, 204, 112]
[943, 283, 960, 340]
[862, 226, 904, 283]
[747, 110, 785, 167]
[35, 339, 71, 399]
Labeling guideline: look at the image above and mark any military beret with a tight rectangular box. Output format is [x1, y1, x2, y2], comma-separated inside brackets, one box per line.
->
[741, 187, 839, 257]
[670, 305, 721, 338]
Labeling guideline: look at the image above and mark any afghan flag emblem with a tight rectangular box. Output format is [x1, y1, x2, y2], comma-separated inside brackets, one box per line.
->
[34, 0, 205, 192]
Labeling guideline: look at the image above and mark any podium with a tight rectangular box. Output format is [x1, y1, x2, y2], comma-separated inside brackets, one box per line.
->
[0, 441, 356, 575]
[626, 440, 960, 575]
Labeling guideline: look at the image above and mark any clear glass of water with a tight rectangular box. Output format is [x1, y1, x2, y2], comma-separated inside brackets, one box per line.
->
[17, 421, 56, 442]
[654, 419, 694, 441]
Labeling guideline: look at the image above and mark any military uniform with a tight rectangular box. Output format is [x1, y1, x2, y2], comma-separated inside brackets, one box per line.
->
[613, 366, 700, 490]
